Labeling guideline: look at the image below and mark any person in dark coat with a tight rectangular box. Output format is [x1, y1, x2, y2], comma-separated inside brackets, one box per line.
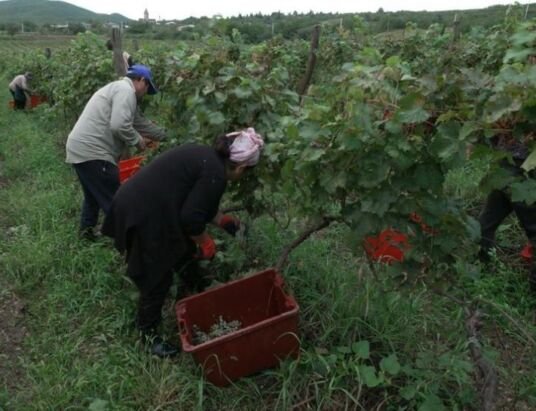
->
[102, 128, 264, 358]
[478, 133, 536, 292]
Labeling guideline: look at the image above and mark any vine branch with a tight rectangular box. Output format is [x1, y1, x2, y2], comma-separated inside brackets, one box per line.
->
[275, 217, 334, 272]
[465, 307, 498, 411]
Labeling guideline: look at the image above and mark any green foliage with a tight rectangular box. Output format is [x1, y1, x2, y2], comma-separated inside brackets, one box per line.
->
[4, 17, 534, 265]
[1, 61, 536, 409]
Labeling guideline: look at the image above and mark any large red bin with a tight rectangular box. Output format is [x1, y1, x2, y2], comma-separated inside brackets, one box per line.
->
[30, 95, 47, 108]
[118, 156, 144, 183]
[8, 95, 47, 109]
[176, 268, 300, 387]
[521, 243, 533, 262]
[364, 228, 410, 264]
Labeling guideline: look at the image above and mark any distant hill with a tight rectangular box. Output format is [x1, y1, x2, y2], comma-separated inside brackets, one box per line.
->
[0, 0, 131, 24]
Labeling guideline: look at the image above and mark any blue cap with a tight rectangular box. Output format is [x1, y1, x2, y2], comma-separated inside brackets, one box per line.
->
[127, 64, 158, 95]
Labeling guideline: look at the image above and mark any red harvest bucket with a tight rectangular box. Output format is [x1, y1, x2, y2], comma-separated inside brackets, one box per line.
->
[520, 243, 533, 262]
[118, 156, 144, 183]
[176, 268, 300, 387]
[364, 229, 410, 264]
[30, 95, 47, 108]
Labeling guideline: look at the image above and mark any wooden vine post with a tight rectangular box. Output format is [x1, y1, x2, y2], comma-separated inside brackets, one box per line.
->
[452, 13, 461, 43]
[110, 27, 127, 76]
[297, 24, 321, 103]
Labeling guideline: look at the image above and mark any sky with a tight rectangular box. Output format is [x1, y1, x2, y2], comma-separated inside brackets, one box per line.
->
[62, 0, 526, 21]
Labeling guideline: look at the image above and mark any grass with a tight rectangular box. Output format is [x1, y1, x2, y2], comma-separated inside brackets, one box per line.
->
[0, 77, 535, 410]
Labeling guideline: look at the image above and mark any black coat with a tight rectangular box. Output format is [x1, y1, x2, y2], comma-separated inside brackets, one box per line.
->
[102, 144, 227, 287]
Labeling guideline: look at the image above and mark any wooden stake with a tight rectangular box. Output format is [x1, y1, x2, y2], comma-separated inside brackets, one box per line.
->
[297, 25, 321, 103]
[110, 28, 127, 76]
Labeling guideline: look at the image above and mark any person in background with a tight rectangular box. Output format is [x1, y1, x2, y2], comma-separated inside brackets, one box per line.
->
[478, 131, 536, 292]
[66, 64, 165, 241]
[106, 39, 134, 73]
[9, 72, 33, 110]
[105, 39, 167, 155]
[101, 128, 264, 358]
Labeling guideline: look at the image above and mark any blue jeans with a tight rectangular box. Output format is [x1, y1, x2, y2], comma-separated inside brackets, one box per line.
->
[73, 160, 120, 231]
[10, 87, 26, 110]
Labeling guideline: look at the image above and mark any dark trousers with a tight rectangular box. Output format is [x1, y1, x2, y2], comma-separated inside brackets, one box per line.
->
[132, 258, 202, 332]
[73, 160, 120, 231]
[10, 87, 26, 110]
[479, 189, 536, 255]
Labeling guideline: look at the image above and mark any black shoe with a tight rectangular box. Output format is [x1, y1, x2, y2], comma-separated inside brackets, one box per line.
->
[478, 247, 492, 264]
[79, 227, 98, 242]
[143, 334, 179, 358]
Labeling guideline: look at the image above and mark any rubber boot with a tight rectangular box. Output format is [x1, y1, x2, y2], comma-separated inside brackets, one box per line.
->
[141, 330, 180, 358]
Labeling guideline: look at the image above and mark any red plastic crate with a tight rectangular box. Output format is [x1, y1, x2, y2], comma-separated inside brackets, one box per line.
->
[176, 268, 300, 387]
[364, 228, 410, 264]
[8, 95, 47, 109]
[30, 95, 47, 108]
[521, 243, 533, 262]
[118, 156, 144, 183]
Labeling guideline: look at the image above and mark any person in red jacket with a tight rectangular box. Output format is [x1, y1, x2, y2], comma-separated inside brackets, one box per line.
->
[102, 128, 264, 358]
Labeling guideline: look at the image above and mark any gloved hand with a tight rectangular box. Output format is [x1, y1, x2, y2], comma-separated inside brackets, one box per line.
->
[218, 214, 240, 236]
[136, 138, 146, 151]
[192, 232, 216, 260]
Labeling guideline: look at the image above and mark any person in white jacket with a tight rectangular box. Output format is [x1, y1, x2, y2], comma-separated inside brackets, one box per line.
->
[65, 64, 157, 241]
[9, 72, 33, 110]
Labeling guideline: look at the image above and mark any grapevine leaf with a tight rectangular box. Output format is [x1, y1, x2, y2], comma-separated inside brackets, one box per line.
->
[360, 189, 398, 216]
[484, 95, 522, 123]
[430, 122, 462, 162]
[511, 179, 536, 205]
[503, 49, 533, 63]
[398, 107, 430, 124]
[341, 133, 363, 151]
[396, 93, 430, 124]
[208, 112, 225, 125]
[510, 30, 536, 47]
[418, 394, 446, 411]
[320, 171, 346, 194]
[351, 214, 379, 240]
[232, 86, 252, 98]
[302, 147, 326, 162]
[385, 55, 401, 66]
[479, 166, 520, 194]
[460, 121, 479, 141]
[358, 162, 391, 188]
[300, 123, 329, 140]
[412, 163, 444, 191]
[521, 149, 536, 172]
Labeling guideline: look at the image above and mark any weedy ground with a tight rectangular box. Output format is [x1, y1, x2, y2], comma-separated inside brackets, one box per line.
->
[0, 80, 535, 410]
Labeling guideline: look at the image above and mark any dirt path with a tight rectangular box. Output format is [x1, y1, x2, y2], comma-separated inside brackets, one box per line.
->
[0, 153, 29, 403]
[0, 283, 28, 395]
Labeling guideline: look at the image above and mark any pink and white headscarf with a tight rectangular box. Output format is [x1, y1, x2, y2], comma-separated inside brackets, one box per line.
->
[227, 127, 264, 166]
